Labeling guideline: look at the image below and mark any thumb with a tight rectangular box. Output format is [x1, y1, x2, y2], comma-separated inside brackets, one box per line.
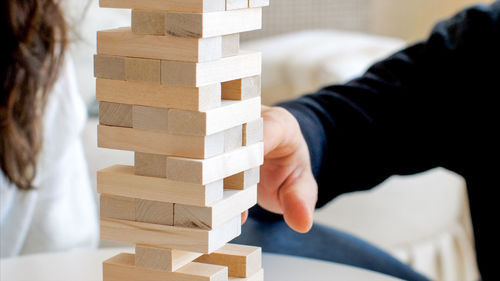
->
[279, 167, 318, 233]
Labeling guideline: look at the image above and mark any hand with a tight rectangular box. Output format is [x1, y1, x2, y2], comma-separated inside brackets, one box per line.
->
[252, 105, 318, 233]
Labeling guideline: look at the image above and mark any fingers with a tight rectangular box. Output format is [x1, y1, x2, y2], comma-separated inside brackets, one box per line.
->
[279, 167, 318, 233]
[241, 210, 248, 225]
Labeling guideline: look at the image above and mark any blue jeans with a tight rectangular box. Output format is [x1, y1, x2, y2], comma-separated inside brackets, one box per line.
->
[232, 208, 430, 281]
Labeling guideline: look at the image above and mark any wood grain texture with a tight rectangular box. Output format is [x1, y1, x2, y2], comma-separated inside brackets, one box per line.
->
[132, 10, 166, 35]
[97, 27, 221, 63]
[228, 269, 264, 281]
[94, 54, 125, 80]
[222, 76, 261, 100]
[166, 142, 263, 185]
[97, 124, 225, 159]
[224, 167, 260, 190]
[97, 165, 223, 206]
[125, 57, 161, 83]
[221, 34, 240, 58]
[132, 106, 169, 131]
[168, 97, 260, 136]
[161, 51, 261, 87]
[243, 118, 263, 146]
[100, 195, 173, 226]
[166, 8, 261, 38]
[196, 244, 261, 277]
[99, 102, 133, 128]
[174, 185, 257, 229]
[135, 245, 202, 272]
[134, 152, 167, 178]
[100, 0, 226, 13]
[100, 215, 241, 253]
[103, 253, 228, 281]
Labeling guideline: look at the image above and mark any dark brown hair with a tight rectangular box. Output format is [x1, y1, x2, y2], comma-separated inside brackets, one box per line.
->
[0, 0, 67, 189]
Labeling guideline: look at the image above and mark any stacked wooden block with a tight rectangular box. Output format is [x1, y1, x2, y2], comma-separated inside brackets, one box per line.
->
[94, 0, 268, 280]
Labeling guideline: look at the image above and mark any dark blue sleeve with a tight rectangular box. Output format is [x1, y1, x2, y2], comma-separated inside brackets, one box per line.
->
[279, 1, 500, 208]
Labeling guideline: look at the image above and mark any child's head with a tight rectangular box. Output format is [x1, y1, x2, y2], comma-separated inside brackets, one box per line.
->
[0, 0, 68, 190]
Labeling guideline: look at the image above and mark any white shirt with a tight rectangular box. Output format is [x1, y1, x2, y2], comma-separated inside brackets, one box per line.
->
[0, 57, 99, 257]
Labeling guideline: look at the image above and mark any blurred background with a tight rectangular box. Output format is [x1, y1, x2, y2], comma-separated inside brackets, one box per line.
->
[67, 1, 493, 280]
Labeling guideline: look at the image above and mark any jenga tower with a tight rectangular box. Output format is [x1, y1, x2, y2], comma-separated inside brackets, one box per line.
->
[94, 0, 268, 280]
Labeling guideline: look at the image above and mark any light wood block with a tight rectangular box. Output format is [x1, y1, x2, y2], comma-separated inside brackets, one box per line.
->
[94, 54, 125, 80]
[166, 142, 263, 184]
[132, 106, 169, 131]
[97, 165, 223, 206]
[100, 0, 226, 13]
[243, 118, 263, 146]
[132, 10, 166, 35]
[222, 76, 261, 100]
[224, 125, 243, 152]
[136, 199, 174, 225]
[249, 0, 269, 8]
[97, 27, 221, 63]
[196, 244, 261, 278]
[224, 167, 260, 190]
[166, 8, 261, 38]
[174, 185, 257, 229]
[222, 34, 240, 58]
[98, 124, 225, 159]
[103, 253, 228, 281]
[125, 57, 161, 83]
[100, 195, 174, 226]
[100, 195, 136, 221]
[135, 245, 202, 272]
[168, 97, 261, 136]
[226, 0, 248, 10]
[161, 51, 261, 87]
[99, 102, 133, 128]
[100, 215, 241, 253]
[229, 269, 264, 281]
[96, 79, 221, 111]
[134, 152, 167, 178]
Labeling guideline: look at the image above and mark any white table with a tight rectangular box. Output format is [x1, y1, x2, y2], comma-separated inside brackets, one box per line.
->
[1, 248, 402, 281]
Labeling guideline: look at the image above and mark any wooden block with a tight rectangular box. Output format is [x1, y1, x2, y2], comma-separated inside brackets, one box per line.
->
[100, 195, 136, 221]
[100, 0, 226, 13]
[249, 0, 269, 8]
[174, 185, 257, 229]
[103, 253, 228, 281]
[132, 10, 166, 35]
[132, 106, 169, 131]
[135, 245, 202, 272]
[222, 76, 261, 100]
[229, 269, 264, 281]
[166, 142, 263, 185]
[98, 124, 225, 159]
[226, 0, 248, 10]
[243, 118, 263, 146]
[125, 57, 161, 83]
[222, 34, 240, 58]
[168, 97, 261, 136]
[96, 79, 221, 111]
[94, 54, 125, 80]
[100, 215, 241, 253]
[100, 195, 173, 225]
[224, 167, 260, 190]
[196, 244, 261, 278]
[99, 102, 133, 128]
[97, 27, 221, 63]
[136, 199, 173, 225]
[161, 51, 261, 87]
[166, 8, 261, 38]
[97, 165, 223, 206]
[224, 125, 243, 152]
[134, 152, 167, 178]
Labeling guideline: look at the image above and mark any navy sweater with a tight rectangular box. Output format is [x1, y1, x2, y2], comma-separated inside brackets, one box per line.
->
[278, 2, 499, 279]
